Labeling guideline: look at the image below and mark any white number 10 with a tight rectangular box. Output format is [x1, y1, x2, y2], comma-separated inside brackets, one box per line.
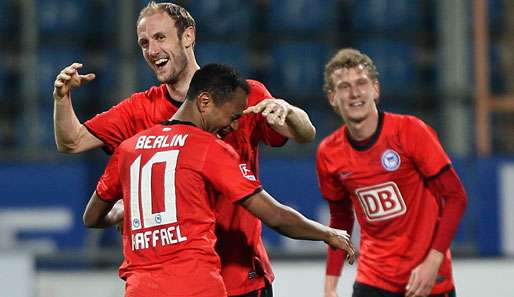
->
[129, 150, 179, 230]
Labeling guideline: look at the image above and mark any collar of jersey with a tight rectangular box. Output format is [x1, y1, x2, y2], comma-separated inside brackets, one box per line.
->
[164, 84, 184, 108]
[345, 110, 384, 151]
[162, 119, 197, 127]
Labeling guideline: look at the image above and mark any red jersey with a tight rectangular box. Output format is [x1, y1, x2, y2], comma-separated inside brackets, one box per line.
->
[98, 121, 262, 297]
[87, 80, 286, 295]
[316, 112, 454, 294]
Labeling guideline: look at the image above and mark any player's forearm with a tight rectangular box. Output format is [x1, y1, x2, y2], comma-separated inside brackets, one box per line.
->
[267, 204, 333, 242]
[84, 212, 119, 228]
[54, 97, 84, 152]
[54, 99, 102, 153]
[83, 192, 118, 228]
[324, 275, 341, 297]
[429, 167, 468, 252]
[273, 105, 316, 143]
[243, 191, 333, 241]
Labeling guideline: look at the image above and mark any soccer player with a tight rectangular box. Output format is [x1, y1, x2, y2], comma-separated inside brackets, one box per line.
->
[83, 64, 355, 297]
[317, 48, 468, 297]
[53, 2, 315, 296]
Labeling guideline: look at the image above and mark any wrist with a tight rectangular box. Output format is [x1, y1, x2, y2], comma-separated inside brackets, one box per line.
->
[427, 249, 444, 265]
[324, 227, 337, 244]
[54, 95, 68, 104]
[324, 274, 339, 292]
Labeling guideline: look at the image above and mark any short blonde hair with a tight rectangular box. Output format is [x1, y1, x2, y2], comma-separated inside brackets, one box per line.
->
[137, 2, 196, 40]
[323, 48, 379, 95]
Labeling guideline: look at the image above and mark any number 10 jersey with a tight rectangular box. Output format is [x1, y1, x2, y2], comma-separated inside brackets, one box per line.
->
[97, 121, 262, 297]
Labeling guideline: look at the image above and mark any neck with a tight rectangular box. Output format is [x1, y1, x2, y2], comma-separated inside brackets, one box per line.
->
[171, 100, 204, 129]
[346, 107, 379, 141]
[165, 55, 200, 102]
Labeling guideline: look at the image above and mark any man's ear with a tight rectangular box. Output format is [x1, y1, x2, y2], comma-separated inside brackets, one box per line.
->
[197, 91, 212, 113]
[327, 91, 337, 108]
[373, 80, 380, 104]
[182, 26, 195, 48]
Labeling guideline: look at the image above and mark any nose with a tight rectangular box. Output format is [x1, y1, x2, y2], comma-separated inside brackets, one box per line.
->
[148, 39, 160, 57]
[348, 85, 359, 98]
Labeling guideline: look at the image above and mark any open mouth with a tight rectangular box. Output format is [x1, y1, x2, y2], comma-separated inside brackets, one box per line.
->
[349, 101, 365, 108]
[154, 58, 169, 69]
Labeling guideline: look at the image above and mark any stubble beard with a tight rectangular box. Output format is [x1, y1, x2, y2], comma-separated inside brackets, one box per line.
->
[162, 50, 188, 85]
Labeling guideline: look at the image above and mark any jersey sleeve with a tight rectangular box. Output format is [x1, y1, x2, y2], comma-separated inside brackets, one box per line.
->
[202, 139, 262, 203]
[96, 150, 123, 202]
[316, 144, 346, 201]
[326, 198, 354, 276]
[84, 95, 138, 154]
[402, 117, 451, 178]
[248, 80, 288, 147]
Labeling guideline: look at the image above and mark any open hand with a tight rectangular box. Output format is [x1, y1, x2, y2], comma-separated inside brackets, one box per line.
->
[53, 62, 95, 101]
[243, 98, 291, 126]
[326, 228, 356, 264]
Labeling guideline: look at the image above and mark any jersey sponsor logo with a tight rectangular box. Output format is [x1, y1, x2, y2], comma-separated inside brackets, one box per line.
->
[381, 149, 401, 171]
[239, 164, 256, 181]
[355, 181, 406, 221]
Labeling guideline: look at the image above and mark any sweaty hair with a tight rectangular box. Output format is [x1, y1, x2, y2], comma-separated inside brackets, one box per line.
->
[186, 64, 249, 106]
[323, 48, 379, 95]
[137, 1, 196, 41]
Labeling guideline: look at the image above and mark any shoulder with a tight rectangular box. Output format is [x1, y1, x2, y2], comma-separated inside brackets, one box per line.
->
[386, 112, 428, 129]
[246, 79, 273, 105]
[319, 126, 346, 150]
[140, 84, 168, 101]
[246, 79, 267, 92]
[318, 126, 346, 157]
[385, 112, 440, 145]
[120, 125, 162, 148]
[116, 85, 167, 110]
[212, 139, 240, 160]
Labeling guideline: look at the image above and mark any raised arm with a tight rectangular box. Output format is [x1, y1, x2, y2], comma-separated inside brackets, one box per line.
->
[53, 62, 103, 153]
[240, 189, 355, 261]
[244, 98, 316, 143]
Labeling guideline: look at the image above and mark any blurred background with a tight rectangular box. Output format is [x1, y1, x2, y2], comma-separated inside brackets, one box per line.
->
[0, 0, 513, 296]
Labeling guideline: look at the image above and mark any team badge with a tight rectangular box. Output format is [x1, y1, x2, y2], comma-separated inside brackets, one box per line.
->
[132, 218, 140, 228]
[381, 149, 401, 171]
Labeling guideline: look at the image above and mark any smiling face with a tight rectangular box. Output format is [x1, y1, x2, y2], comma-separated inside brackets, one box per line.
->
[327, 65, 380, 124]
[203, 87, 248, 137]
[137, 12, 190, 84]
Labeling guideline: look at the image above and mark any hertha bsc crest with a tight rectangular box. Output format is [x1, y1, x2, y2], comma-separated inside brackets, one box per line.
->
[381, 149, 401, 171]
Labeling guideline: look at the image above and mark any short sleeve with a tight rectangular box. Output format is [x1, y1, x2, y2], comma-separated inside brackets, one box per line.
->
[316, 144, 346, 202]
[84, 95, 137, 154]
[402, 117, 451, 178]
[203, 140, 262, 203]
[247, 80, 288, 147]
[96, 150, 123, 202]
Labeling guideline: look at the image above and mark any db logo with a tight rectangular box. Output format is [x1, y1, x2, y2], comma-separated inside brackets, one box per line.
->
[355, 182, 406, 222]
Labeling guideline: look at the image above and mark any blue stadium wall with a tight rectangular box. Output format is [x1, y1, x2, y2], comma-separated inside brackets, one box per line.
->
[1, 157, 513, 258]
